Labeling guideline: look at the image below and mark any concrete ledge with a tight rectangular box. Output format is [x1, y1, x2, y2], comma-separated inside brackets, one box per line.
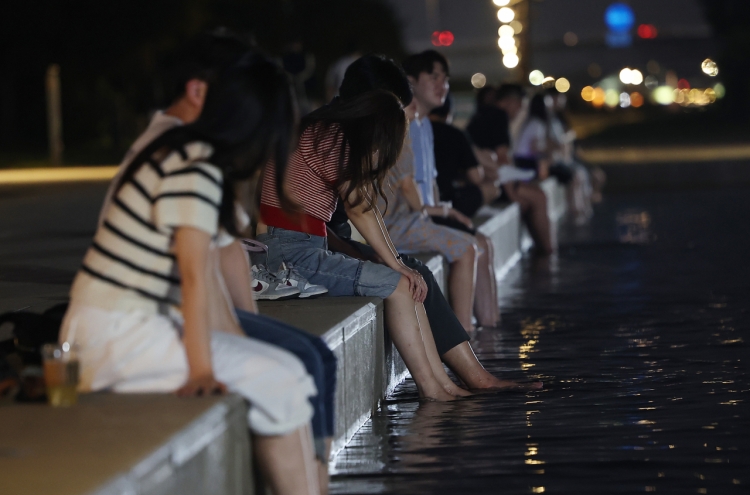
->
[257, 297, 405, 457]
[2, 179, 568, 493]
[1, 394, 251, 495]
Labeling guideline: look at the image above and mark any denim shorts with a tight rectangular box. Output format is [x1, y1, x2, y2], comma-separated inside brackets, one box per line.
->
[255, 226, 401, 299]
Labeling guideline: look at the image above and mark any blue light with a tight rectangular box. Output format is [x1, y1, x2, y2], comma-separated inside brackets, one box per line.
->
[605, 3, 635, 33]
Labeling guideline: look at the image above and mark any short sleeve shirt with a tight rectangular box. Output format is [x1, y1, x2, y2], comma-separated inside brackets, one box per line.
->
[261, 123, 347, 222]
[70, 141, 225, 315]
[514, 118, 547, 159]
[466, 105, 511, 150]
[378, 133, 418, 225]
[409, 117, 438, 207]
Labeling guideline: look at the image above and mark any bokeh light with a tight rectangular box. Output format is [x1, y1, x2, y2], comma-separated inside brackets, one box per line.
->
[701, 59, 719, 77]
[581, 86, 595, 102]
[704, 88, 717, 103]
[542, 76, 556, 88]
[502, 46, 518, 55]
[431, 31, 454, 47]
[555, 77, 571, 93]
[498, 36, 516, 50]
[644, 75, 659, 89]
[677, 78, 690, 90]
[630, 92, 644, 107]
[509, 20, 523, 33]
[492, 0, 510, 5]
[498, 25, 515, 38]
[529, 70, 545, 86]
[605, 3, 635, 33]
[637, 24, 658, 39]
[619, 68, 633, 84]
[563, 32, 578, 46]
[471, 73, 487, 88]
[605, 89, 620, 108]
[653, 86, 675, 105]
[630, 69, 644, 85]
[497, 7, 515, 23]
[503, 53, 520, 68]
[619, 92, 631, 108]
[714, 83, 726, 99]
[592, 87, 606, 107]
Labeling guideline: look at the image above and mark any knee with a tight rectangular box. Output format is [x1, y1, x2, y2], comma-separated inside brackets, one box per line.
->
[457, 243, 478, 263]
[388, 275, 412, 299]
[477, 234, 493, 255]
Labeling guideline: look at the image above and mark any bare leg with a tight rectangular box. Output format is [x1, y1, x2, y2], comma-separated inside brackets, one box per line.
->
[442, 341, 543, 390]
[448, 244, 478, 331]
[385, 277, 455, 401]
[254, 424, 321, 495]
[318, 437, 332, 495]
[473, 234, 500, 327]
[415, 303, 472, 397]
[510, 183, 554, 254]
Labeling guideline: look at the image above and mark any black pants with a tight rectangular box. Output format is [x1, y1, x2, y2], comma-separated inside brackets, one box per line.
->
[344, 240, 470, 356]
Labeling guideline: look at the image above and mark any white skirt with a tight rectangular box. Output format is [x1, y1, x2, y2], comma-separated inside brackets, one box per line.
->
[60, 303, 316, 436]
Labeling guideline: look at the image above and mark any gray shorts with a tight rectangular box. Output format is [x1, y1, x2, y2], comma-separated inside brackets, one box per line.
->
[255, 227, 401, 299]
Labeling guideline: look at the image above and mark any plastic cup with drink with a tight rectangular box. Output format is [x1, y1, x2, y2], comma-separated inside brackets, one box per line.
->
[42, 342, 79, 407]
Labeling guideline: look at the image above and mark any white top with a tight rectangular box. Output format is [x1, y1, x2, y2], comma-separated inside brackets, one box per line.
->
[99, 112, 184, 227]
[72, 140, 223, 316]
[514, 117, 547, 159]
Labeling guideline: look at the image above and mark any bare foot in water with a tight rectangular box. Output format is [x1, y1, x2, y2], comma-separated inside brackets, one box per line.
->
[471, 378, 543, 392]
[445, 383, 473, 397]
[418, 383, 457, 401]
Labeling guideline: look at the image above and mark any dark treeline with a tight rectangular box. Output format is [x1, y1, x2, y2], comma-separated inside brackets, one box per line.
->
[0, 0, 404, 164]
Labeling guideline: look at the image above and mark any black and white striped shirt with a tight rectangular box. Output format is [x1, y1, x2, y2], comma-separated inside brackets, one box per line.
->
[70, 141, 223, 315]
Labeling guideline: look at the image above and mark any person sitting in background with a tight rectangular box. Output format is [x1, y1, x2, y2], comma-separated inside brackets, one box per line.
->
[516, 92, 592, 223]
[548, 89, 606, 206]
[403, 50, 499, 327]
[256, 87, 467, 402]
[514, 92, 573, 184]
[95, 31, 336, 492]
[61, 48, 322, 495]
[429, 93, 533, 218]
[467, 84, 555, 255]
[324, 54, 541, 390]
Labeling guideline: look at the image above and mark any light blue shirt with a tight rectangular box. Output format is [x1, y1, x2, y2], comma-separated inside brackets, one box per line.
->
[409, 117, 438, 207]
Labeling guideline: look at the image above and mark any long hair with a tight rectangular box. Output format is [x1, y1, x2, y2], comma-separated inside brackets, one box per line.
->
[528, 93, 549, 122]
[115, 52, 296, 237]
[300, 89, 406, 210]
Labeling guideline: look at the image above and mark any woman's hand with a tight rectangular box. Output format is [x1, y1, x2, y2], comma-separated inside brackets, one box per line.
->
[449, 209, 474, 229]
[177, 374, 228, 397]
[399, 266, 428, 303]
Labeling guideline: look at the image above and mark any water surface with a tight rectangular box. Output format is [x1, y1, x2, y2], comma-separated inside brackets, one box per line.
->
[331, 188, 749, 494]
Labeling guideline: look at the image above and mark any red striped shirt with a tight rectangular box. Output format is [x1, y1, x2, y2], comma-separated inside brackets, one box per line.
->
[261, 123, 348, 223]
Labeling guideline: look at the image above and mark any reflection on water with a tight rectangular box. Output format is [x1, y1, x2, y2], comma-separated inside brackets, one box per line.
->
[616, 209, 652, 244]
[331, 189, 749, 494]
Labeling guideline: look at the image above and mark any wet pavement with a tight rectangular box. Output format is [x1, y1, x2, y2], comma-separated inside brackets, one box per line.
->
[330, 187, 749, 494]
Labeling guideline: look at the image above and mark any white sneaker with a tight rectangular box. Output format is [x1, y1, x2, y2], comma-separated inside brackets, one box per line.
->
[279, 263, 328, 299]
[251, 265, 300, 301]
[496, 165, 536, 185]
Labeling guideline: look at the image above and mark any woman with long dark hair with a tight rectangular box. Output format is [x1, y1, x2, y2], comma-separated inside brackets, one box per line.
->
[257, 88, 468, 401]
[60, 53, 322, 495]
[324, 55, 541, 390]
